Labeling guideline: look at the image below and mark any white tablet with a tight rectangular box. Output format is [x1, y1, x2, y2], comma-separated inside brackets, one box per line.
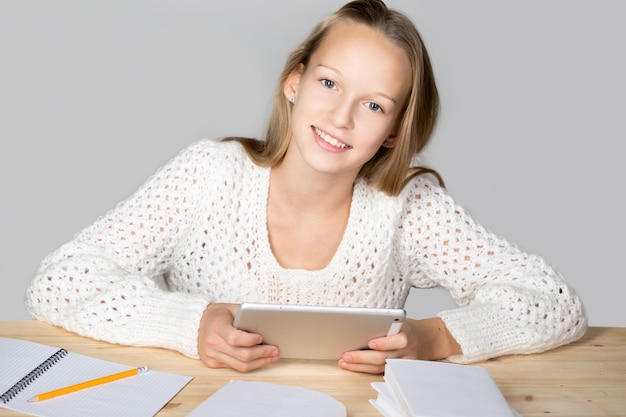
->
[233, 303, 406, 360]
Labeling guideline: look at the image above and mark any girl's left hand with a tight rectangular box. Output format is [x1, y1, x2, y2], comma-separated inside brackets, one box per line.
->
[337, 317, 461, 374]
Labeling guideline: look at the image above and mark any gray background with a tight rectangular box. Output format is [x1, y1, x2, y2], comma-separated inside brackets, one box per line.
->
[1, 1, 624, 326]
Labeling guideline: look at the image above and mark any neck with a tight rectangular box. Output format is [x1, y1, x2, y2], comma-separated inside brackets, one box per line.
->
[270, 160, 355, 215]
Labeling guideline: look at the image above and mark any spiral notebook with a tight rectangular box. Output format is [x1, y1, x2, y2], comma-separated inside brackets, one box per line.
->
[0, 337, 192, 417]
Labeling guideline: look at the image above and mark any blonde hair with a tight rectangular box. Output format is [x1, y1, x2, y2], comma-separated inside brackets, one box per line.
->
[226, 0, 443, 195]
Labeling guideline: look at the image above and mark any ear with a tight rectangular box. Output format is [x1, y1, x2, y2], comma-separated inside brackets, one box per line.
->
[283, 63, 304, 102]
[382, 119, 403, 148]
[382, 135, 397, 148]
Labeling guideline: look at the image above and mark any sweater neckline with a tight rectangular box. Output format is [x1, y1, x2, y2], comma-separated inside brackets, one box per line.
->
[257, 166, 360, 274]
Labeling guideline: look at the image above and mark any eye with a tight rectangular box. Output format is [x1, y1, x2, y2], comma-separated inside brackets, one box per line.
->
[321, 79, 336, 89]
[367, 102, 383, 113]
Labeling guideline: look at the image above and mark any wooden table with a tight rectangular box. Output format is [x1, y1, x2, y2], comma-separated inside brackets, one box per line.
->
[1, 321, 624, 416]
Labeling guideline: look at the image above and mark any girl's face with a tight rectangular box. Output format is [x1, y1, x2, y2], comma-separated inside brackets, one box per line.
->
[284, 21, 411, 180]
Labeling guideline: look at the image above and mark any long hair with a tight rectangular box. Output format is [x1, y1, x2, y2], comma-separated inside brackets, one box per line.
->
[226, 0, 443, 194]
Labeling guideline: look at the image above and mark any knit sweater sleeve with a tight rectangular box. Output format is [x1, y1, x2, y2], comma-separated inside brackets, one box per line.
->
[399, 177, 587, 363]
[24, 139, 219, 358]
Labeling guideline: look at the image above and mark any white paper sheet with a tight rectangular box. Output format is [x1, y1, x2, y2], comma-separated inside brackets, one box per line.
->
[186, 380, 346, 417]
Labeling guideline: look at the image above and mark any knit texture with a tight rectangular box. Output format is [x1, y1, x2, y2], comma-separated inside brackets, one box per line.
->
[25, 138, 587, 362]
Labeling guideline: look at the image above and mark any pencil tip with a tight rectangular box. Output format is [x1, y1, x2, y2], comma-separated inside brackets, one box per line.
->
[27, 397, 39, 403]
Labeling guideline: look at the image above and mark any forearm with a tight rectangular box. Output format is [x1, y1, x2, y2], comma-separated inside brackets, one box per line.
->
[25, 243, 210, 358]
[438, 295, 587, 364]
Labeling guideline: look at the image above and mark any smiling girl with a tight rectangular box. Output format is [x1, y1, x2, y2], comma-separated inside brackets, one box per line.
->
[25, 0, 586, 374]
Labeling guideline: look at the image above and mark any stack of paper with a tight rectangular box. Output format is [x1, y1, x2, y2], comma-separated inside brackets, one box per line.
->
[370, 359, 521, 417]
[187, 380, 346, 417]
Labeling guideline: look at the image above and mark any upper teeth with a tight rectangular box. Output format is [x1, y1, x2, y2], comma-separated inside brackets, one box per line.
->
[315, 127, 349, 149]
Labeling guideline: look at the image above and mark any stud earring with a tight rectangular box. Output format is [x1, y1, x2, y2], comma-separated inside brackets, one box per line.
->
[290, 97, 296, 103]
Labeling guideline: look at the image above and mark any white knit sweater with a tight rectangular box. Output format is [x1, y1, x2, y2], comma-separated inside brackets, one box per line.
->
[25, 138, 587, 363]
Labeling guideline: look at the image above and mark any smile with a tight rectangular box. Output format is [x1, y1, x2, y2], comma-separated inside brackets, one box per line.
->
[314, 127, 350, 149]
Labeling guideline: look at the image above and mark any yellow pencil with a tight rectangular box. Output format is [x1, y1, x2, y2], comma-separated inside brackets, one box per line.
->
[28, 366, 149, 402]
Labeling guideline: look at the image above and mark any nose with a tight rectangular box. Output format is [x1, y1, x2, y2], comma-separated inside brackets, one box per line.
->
[329, 96, 354, 129]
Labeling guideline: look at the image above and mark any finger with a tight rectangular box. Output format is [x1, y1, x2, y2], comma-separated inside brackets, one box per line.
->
[201, 352, 276, 373]
[202, 327, 280, 365]
[215, 349, 280, 372]
[208, 344, 280, 373]
[231, 355, 278, 373]
[229, 342, 280, 363]
[341, 349, 388, 366]
[338, 356, 385, 374]
[225, 327, 265, 348]
[367, 332, 408, 352]
[199, 340, 280, 371]
[201, 331, 271, 361]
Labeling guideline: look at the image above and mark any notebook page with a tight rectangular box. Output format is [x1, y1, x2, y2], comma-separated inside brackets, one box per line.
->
[1, 339, 192, 417]
[0, 337, 62, 395]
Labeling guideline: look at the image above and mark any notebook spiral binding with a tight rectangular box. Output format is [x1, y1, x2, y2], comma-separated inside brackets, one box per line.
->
[0, 348, 68, 404]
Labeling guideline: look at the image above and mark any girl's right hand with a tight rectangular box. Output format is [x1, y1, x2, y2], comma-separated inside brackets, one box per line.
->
[197, 303, 280, 372]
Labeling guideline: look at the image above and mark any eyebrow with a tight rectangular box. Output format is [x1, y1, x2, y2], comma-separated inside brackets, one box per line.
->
[315, 64, 398, 104]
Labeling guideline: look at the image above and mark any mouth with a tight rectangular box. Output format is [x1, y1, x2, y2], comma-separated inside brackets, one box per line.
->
[313, 127, 351, 149]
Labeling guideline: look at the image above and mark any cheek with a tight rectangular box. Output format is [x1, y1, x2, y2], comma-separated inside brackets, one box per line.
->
[356, 115, 395, 143]
[298, 83, 335, 112]
[290, 104, 308, 131]
[291, 94, 325, 128]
